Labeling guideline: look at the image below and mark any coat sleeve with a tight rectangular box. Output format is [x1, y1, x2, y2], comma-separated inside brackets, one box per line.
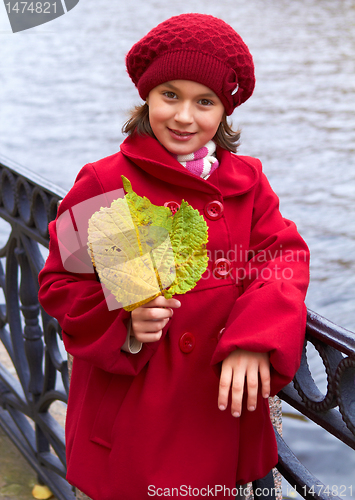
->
[38, 163, 161, 376]
[211, 165, 310, 395]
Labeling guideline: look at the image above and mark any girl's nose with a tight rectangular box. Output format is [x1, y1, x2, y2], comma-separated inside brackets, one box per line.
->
[174, 103, 193, 124]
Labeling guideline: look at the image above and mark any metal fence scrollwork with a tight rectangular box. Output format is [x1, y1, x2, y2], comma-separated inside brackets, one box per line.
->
[0, 156, 73, 499]
[0, 155, 354, 500]
[276, 312, 355, 500]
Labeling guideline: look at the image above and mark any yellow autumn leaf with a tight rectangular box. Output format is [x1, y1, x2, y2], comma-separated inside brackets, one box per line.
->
[88, 196, 175, 310]
[88, 176, 208, 311]
[32, 485, 53, 499]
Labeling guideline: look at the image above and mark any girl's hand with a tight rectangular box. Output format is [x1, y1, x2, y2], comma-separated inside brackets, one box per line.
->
[218, 349, 270, 417]
[131, 296, 181, 343]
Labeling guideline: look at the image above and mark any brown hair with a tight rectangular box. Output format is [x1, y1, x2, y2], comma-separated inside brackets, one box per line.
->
[122, 103, 241, 153]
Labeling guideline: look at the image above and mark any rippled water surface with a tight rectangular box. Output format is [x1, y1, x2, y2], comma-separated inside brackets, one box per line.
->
[1, 0, 355, 495]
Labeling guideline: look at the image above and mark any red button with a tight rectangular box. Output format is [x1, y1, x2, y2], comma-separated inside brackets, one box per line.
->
[164, 201, 180, 215]
[213, 258, 231, 278]
[179, 332, 196, 353]
[204, 200, 224, 220]
[217, 328, 225, 341]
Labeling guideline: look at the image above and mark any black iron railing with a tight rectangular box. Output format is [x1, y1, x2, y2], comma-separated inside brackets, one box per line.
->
[276, 311, 355, 500]
[0, 155, 72, 499]
[0, 156, 354, 500]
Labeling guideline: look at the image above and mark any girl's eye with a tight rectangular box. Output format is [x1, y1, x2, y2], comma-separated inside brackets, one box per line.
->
[199, 99, 214, 106]
[163, 91, 177, 99]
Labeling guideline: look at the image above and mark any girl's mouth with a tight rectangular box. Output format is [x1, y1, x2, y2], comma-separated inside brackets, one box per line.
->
[168, 128, 196, 141]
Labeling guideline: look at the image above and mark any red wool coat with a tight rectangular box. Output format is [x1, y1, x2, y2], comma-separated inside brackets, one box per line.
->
[38, 134, 309, 500]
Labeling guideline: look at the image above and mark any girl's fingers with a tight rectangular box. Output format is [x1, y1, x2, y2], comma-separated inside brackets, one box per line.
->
[140, 306, 174, 322]
[131, 315, 169, 342]
[134, 317, 169, 333]
[133, 330, 163, 343]
[131, 298, 180, 342]
[259, 358, 271, 398]
[244, 355, 270, 410]
[132, 303, 176, 324]
[245, 364, 259, 411]
[141, 296, 181, 309]
[219, 350, 271, 416]
[230, 369, 245, 417]
[218, 365, 233, 412]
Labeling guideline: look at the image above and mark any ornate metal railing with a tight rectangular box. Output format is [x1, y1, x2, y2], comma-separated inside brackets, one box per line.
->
[0, 156, 354, 500]
[0, 155, 72, 499]
[276, 312, 355, 500]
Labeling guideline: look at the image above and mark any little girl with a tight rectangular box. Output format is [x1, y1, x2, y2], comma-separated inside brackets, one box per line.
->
[39, 13, 310, 500]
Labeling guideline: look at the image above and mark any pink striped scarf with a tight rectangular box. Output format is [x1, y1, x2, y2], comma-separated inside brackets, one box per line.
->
[174, 141, 219, 180]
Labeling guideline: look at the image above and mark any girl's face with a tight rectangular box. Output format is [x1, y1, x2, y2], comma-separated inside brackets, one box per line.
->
[146, 80, 225, 156]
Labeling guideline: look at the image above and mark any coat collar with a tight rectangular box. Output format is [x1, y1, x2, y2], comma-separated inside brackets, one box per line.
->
[120, 134, 258, 198]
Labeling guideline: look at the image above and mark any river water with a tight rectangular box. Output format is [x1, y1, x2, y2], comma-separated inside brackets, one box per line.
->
[1, 0, 355, 496]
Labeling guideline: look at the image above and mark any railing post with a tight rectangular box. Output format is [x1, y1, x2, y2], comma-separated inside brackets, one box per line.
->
[67, 353, 93, 500]
[16, 246, 44, 399]
[16, 244, 51, 487]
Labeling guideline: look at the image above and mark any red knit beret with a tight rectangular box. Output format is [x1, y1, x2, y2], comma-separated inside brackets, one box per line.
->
[126, 13, 255, 116]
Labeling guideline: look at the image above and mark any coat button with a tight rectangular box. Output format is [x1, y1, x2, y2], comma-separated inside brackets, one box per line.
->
[204, 200, 224, 220]
[164, 201, 180, 215]
[213, 258, 231, 278]
[179, 332, 196, 353]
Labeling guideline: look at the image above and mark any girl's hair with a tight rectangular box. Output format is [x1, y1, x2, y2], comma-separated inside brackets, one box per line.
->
[122, 103, 241, 153]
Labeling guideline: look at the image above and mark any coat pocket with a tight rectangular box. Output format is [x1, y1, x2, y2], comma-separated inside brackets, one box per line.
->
[90, 373, 133, 449]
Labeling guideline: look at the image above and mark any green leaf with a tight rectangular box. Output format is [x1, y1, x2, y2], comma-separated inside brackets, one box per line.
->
[88, 176, 208, 310]
[163, 200, 209, 298]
